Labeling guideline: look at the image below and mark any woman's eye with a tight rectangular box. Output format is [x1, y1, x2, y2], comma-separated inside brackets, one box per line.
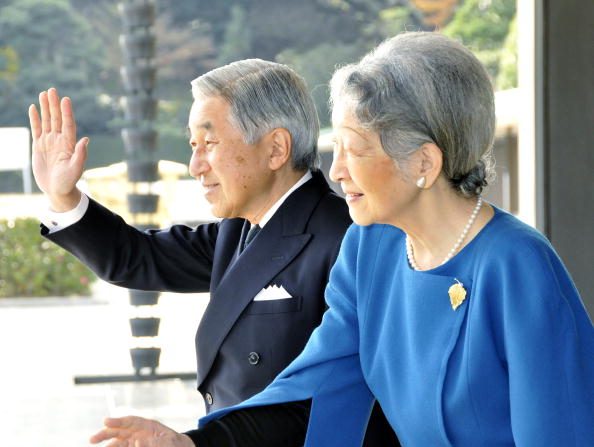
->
[346, 146, 365, 157]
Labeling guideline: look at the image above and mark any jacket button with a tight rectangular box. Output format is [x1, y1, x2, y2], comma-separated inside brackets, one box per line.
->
[248, 351, 260, 365]
[205, 392, 213, 405]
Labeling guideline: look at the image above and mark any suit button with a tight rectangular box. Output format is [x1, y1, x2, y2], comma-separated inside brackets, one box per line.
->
[248, 352, 260, 365]
[205, 392, 213, 405]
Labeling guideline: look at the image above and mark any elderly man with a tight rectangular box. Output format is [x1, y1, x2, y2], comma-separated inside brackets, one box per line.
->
[30, 60, 398, 445]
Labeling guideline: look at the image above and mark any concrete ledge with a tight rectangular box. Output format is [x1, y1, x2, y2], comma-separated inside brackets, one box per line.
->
[0, 296, 108, 307]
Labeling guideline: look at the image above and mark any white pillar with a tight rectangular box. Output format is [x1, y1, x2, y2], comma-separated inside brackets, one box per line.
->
[516, 0, 544, 230]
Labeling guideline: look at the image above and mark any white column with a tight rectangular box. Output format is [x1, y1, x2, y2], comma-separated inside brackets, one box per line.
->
[516, 0, 544, 230]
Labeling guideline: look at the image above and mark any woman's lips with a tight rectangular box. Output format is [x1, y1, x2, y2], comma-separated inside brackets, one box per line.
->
[345, 192, 363, 203]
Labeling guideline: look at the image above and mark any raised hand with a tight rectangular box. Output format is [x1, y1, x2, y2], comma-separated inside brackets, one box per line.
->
[89, 416, 195, 447]
[28, 87, 88, 212]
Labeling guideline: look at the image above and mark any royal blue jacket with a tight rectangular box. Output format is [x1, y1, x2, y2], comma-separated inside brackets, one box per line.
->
[201, 207, 594, 446]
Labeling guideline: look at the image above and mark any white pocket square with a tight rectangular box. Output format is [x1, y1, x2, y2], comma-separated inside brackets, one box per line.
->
[253, 285, 293, 301]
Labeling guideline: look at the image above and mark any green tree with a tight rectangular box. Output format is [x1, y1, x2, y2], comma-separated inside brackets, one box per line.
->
[277, 42, 367, 127]
[0, 218, 96, 297]
[217, 4, 253, 65]
[496, 14, 517, 90]
[442, 0, 516, 88]
[0, 0, 114, 133]
[0, 46, 18, 81]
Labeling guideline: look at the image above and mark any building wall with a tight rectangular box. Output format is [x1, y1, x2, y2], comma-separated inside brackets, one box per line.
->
[542, 0, 594, 317]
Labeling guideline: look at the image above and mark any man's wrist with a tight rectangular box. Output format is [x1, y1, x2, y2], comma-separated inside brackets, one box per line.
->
[41, 192, 89, 233]
[48, 190, 82, 213]
[181, 433, 197, 446]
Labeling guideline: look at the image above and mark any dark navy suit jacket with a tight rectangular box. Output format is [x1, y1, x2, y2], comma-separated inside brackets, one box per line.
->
[44, 171, 349, 410]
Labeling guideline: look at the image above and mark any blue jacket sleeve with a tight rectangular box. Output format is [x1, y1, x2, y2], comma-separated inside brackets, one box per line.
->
[481, 231, 594, 445]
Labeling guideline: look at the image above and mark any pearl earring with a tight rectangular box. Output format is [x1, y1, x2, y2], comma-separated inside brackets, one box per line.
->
[416, 177, 426, 189]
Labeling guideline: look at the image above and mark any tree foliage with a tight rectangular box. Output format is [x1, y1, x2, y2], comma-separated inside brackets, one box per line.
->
[0, 0, 115, 133]
[0, 0, 517, 141]
[277, 42, 367, 125]
[0, 218, 96, 297]
[410, 0, 459, 28]
[442, 0, 516, 88]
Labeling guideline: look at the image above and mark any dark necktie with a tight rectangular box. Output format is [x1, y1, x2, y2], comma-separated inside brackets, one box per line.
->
[243, 224, 261, 251]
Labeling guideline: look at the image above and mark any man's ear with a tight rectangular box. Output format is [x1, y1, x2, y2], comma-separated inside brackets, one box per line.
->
[417, 143, 443, 189]
[267, 128, 292, 171]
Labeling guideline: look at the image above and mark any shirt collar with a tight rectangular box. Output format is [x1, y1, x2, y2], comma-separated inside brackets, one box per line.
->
[257, 170, 312, 228]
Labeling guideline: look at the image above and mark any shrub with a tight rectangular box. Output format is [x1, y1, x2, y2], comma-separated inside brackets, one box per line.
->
[0, 218, 96, 298]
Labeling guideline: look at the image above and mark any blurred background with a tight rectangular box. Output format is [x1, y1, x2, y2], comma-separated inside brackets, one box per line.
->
[0, 1, 592, 446]
[0, 0, 518, 183]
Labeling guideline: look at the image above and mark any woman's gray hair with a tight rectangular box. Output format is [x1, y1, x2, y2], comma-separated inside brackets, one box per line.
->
[191, 59, 320, 171]
[330, 32, 495, 197]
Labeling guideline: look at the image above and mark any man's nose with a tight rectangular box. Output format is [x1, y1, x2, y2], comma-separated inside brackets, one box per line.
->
[189, 146, 209, 178]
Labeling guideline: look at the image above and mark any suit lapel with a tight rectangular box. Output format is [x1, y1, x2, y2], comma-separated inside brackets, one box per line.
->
[209, 219, 247, 288]
[196, 171, 331, 386]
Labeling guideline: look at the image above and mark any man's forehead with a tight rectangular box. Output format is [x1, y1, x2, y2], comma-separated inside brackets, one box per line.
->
[189, 96, 232, 125]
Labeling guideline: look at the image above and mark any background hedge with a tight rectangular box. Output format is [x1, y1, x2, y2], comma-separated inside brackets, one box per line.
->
[0, 218, 96, 298]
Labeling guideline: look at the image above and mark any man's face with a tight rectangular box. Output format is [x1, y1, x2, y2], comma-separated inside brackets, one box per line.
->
[187, 96, 274, 220]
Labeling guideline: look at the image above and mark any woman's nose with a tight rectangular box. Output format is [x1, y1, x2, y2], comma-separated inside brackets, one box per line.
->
[329, 147, 347, 183]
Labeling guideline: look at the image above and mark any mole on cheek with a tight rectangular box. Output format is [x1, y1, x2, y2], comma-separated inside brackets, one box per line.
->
[235, 155, 245, 164]
[241, 175, 250, 189]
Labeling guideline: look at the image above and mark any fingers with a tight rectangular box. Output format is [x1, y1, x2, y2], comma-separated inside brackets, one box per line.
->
[89, 417, 130, 444]
[104, 415, 137, 429]
[72, 137, 89, 170]
[48, 87, 62, 132]
[37, 88, 72, 136]
[89, 416, 145, 447]
[90, 416, 163, 446]
[89, 427, 123, 444]
[61, 95, 77, 138]
[39, 90, 50, 134]
[28, 104, 41, 140]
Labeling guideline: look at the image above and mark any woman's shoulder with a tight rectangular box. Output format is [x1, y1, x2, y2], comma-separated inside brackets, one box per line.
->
[472, 206, 580, 303]
[475, 206, 554, 259]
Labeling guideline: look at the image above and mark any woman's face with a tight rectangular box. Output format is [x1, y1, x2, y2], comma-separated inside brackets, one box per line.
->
[329, 100, 417, 227]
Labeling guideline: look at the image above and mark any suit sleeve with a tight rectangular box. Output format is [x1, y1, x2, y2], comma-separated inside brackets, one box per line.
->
[185, 400, 311, 446]
[481, 233, 594, 445]
[198, 225, 375, 446]
[42, 198, 219, 292]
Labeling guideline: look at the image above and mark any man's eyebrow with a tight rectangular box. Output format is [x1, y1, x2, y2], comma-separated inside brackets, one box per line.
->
[187, 121, 213, 132]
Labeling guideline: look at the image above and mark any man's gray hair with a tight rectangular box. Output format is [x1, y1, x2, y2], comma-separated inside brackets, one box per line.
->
[191, 59, 320, 171]
[330, 32, 495, 197]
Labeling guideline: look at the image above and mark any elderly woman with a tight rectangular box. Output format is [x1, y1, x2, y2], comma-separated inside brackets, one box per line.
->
[92, 32, 594, 446]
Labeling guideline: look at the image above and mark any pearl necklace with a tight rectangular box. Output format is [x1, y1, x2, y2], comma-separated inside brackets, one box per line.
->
[406, 196, 483, 271]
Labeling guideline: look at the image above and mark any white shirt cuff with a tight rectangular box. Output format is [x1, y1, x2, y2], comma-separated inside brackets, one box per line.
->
[41, 193, 90, 233]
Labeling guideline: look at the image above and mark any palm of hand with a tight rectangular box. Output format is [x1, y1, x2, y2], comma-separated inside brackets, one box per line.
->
[32, 130, 78, 196]
[28, 88, 86, 200]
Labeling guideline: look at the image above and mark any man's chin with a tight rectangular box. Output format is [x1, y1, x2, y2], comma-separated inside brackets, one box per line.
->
[208, 205, 230, 220]
[210, 208, 224, 219]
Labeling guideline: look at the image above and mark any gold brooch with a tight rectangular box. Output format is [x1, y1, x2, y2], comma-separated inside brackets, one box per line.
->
[448, 279, 467, 310]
